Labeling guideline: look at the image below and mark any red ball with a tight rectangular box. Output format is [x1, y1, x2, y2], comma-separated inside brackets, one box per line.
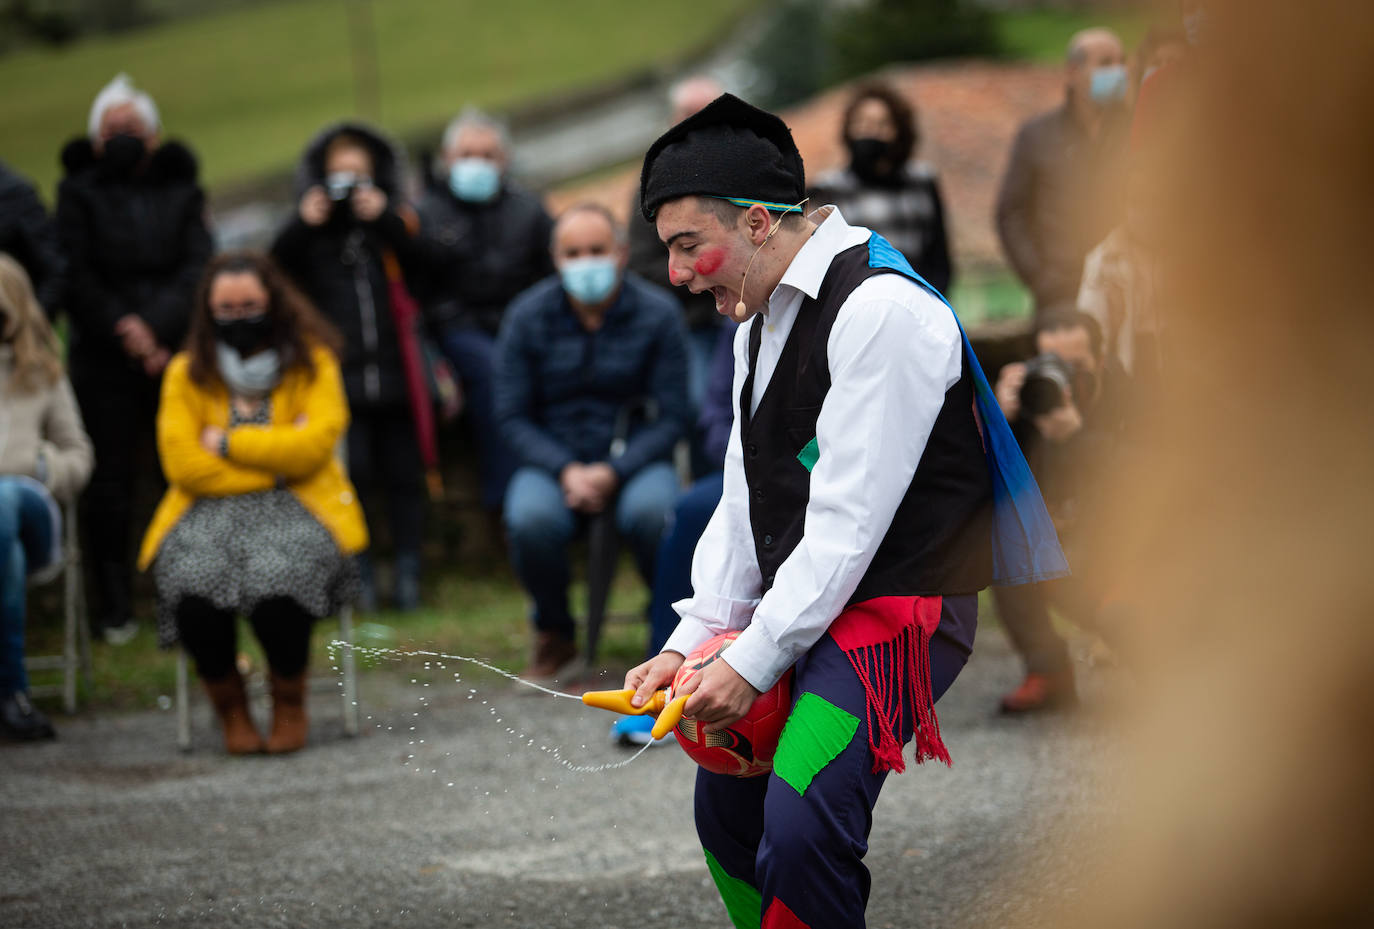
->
[671, 631, 793, 777]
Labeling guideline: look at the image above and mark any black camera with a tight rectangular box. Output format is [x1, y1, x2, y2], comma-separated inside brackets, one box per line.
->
[1019, 353, 1076, 419]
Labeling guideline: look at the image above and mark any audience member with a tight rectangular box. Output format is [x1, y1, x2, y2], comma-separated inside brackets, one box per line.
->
[0, 161, 64, 318]
[57, 73, 212, 645]
[0, 255, 93, 742]
[137, 251, 367, 754]
[419, 108, 554, 515]
[495, 204, 688, 679]
[991, 309, 1111, 712]
[1130, 27, 1187, 99]
[1078, 164, 1166, 402]
[626, 76, 726, 424]
[272, 123, 427, 611]
[808, 81, 953, 293]
[612, 319, 735, 746]
[996, 29, 1131, 318]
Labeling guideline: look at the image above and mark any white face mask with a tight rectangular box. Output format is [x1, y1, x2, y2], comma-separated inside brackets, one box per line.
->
[216, 342, 282, 396]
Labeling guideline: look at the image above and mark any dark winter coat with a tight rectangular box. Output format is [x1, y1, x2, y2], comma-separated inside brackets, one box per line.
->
[55, 138, 212, 381]
[495, 273, 689, 482]
[271, 122, 425, 410]
[0, 160, 65, 317]
[416, 177, 554, 337]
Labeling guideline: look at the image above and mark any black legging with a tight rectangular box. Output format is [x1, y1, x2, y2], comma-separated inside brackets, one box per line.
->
[175, 595, 314, 680]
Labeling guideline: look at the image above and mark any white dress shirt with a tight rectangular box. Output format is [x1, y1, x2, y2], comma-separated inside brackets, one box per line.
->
[663, 208, 964, 692]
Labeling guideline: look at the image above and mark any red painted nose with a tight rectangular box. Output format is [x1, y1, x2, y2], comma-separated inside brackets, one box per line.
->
[669, 267, 691, 285]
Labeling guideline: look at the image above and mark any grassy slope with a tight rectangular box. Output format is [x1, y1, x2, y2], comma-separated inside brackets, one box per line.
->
[2, 0, 744, 200]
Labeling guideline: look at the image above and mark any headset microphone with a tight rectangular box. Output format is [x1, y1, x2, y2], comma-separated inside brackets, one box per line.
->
[733, 198, 807, 321]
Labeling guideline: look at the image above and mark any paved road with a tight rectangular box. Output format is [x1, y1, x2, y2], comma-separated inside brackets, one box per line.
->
[0, 628, 1122, 928]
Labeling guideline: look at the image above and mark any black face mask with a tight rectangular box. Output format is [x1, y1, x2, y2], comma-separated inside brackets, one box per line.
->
[102, 134, 147, 175]
[215, 314, 272, 357]
[846, 137, 901, 185]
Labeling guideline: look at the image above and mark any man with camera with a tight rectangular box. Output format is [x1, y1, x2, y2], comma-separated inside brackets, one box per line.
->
[993, 307, 1108, 712]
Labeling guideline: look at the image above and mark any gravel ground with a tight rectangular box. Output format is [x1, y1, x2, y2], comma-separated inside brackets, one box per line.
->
[0, 628, 1124, 929]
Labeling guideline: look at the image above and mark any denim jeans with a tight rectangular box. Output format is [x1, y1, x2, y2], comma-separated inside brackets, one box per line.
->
[438, 323, 517, 511]
[0, 476, 61, 694]
[503, 462, 678, 639]
[646, 471, 724, 656]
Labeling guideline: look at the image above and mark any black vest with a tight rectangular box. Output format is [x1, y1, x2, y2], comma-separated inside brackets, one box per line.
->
[739, 243, 993, 602]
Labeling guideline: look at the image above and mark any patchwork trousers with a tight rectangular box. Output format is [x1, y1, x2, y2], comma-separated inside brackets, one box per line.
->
[694, 594, 977, 929]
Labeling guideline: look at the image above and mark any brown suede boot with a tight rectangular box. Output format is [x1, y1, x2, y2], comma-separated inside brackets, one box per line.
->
[266, 671, 308, 754]
[202, 671, 264, 755]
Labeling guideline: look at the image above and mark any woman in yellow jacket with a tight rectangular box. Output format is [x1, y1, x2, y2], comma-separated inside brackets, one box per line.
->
[139, 251, 366, 754]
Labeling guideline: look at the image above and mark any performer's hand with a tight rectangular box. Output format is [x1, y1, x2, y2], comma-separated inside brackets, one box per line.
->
[681, 658, 761, 733]
[625, 651, 684, 709]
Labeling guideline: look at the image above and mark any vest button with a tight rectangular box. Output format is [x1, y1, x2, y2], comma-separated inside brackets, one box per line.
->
[763, 533, 774, 545]
[746, 443, 758, 458]
[753, 487, 764, 501]
[765, 574, 776, 587]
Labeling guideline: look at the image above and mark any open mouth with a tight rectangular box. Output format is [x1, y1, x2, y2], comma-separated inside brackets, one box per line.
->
[710, 286, 730, 313]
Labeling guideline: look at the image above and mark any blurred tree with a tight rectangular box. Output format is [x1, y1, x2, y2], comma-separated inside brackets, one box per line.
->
[827, 0, 1000, 81]
[750, 0, 832, 110]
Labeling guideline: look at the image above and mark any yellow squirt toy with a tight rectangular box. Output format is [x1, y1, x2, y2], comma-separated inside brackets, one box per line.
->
[581, 688, 689, 741]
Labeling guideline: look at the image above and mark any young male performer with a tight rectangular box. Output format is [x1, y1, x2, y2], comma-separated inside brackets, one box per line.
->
[624, 94, 1066, 929]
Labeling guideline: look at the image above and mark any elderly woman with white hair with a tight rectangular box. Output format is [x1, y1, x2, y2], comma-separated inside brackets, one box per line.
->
[56, 74, 212, 646]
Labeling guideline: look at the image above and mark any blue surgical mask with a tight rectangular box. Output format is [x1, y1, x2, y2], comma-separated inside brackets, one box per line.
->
[559, 256, 619, 305]
[448, 157, 501, 202]
[1089, 65, 1128, 104]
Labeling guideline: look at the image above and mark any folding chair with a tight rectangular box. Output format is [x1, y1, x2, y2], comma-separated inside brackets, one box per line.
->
[175, 603, 359, 751]
[25, 500, 92, 714]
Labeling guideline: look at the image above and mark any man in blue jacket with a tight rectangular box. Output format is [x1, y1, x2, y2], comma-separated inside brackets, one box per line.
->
[495, 203, 689, 679]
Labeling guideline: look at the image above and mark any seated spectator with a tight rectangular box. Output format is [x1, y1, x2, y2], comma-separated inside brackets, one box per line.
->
[272, 123, 428, 611]
[0, 160, 64, 320]
[808, 81, 954, 293]
[137, 252, 367, 754]
[626, 77, 726, 423]
[991, 309, 1111, 712]
[0, 255, 93, 741]
[57, 73, 212, 645]
[496, 204, 688, 679]
[419, 107, 554, 517]
[613, 319, 735, 746]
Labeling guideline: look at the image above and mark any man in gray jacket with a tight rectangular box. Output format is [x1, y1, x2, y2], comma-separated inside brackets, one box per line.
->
[996, 27, 1131, 317]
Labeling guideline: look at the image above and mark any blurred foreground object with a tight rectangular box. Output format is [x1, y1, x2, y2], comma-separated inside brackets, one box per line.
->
[1023, 2, 1374, 926]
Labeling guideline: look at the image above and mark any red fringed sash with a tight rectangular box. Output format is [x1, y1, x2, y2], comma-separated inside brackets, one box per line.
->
[828, 595, 949, 773]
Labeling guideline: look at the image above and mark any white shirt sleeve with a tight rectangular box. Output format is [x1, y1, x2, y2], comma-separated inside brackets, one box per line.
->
[662, 323, 762, 657]
[720, 279, 964, 691]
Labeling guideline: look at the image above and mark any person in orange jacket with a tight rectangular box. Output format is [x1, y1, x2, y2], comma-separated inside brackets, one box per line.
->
[139, 251, 367, 754]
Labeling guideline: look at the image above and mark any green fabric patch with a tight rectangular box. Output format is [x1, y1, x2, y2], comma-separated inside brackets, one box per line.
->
[774, 692, 860, 797]
[703, 847, 762, 929]
[796, 436, 819, 472]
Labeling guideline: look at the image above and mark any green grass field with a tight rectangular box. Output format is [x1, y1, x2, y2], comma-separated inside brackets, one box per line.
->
[1, 0, 748, 201]
[28, 556, 655, 711]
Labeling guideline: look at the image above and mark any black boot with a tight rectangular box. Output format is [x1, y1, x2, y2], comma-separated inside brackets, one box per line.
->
[0, 691, 56, 741]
